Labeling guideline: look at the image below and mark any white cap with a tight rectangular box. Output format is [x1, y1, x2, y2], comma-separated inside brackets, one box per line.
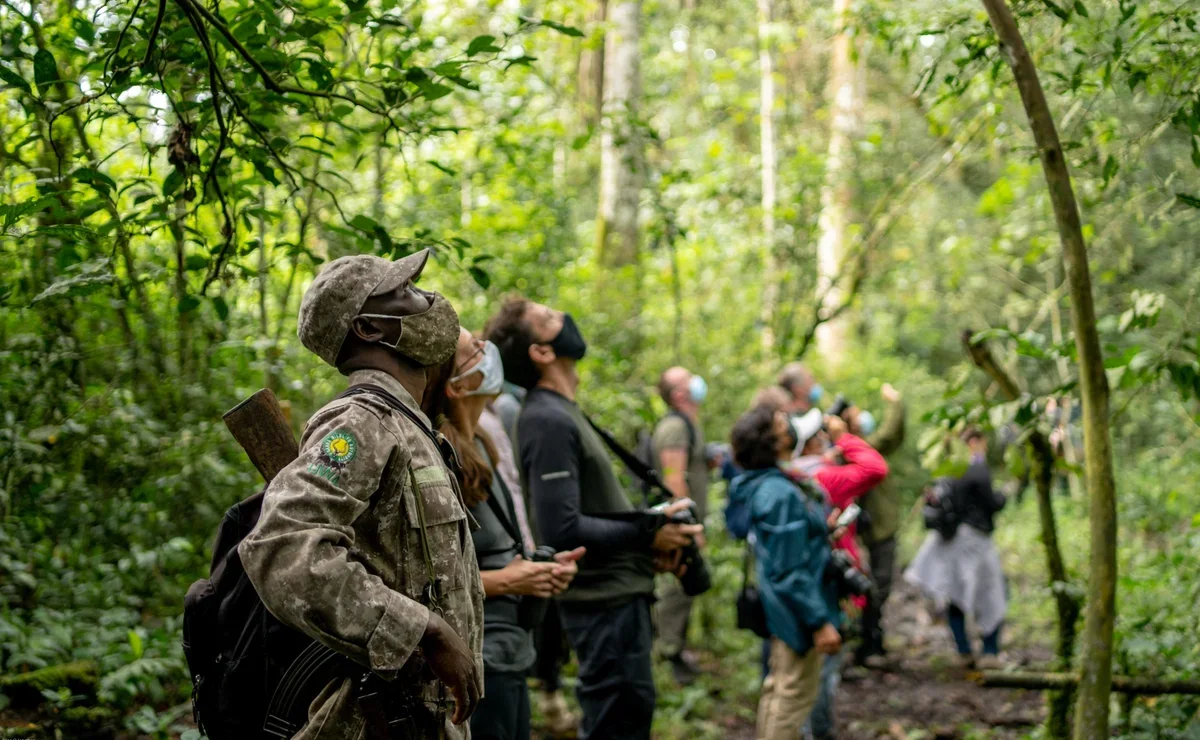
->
[791, 408, 824, 451]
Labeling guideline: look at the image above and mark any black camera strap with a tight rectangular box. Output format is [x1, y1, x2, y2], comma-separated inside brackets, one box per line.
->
[584, 415, 671, 503]
[484, 467, 524, 551]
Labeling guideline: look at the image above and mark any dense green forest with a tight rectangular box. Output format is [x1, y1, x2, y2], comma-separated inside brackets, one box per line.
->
[2, 0, 1200, 735]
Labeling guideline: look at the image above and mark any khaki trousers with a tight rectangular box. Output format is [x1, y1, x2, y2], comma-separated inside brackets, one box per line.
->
[756, 638, 821, 740]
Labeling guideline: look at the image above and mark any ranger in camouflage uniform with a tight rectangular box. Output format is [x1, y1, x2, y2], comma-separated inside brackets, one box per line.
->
[240, 249, 485, 739]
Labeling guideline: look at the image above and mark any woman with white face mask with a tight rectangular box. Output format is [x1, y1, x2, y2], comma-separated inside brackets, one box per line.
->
[423, 328, 585, 740]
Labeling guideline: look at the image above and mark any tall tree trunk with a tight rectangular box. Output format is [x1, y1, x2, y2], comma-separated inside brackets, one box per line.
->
[813, 0, 861, 367]
[758, 0, 779, 349]
[171, 197, 191, 379]
[373, 130, 388, 228]
[258, 184, 280, 392]
[977, 3, 1118, 737]
[595, 0, 643, 267]
[577, 0, 608, 127]
[1047, 264, 1084, 500]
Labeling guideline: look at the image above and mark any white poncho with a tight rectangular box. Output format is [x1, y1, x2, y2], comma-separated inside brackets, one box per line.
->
[904, 524, 1007, 635]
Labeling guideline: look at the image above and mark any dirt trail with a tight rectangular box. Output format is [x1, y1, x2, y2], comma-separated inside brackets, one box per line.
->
[727, 582, 1049, 739]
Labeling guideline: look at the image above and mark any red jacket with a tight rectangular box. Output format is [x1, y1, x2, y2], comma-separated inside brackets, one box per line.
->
[813, 434, 889, 566]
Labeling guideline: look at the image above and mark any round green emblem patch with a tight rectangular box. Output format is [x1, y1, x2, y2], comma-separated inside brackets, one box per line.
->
[321, 430, 358, 465]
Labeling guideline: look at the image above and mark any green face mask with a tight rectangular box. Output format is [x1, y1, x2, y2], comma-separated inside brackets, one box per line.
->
[358, 292, 460, 367]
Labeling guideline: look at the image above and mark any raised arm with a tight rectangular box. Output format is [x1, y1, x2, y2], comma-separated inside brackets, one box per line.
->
[815, 432, 889, 509]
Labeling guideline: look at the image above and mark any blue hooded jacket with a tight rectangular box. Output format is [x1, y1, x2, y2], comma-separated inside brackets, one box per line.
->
[728, 467, 840, 655]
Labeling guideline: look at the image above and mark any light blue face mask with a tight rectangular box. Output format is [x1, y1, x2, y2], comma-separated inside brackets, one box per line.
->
[857, 410, 877, 436]
[451, 340, 505, 397]
[808, 384, 824, 404]
[688, 375, 708, 404]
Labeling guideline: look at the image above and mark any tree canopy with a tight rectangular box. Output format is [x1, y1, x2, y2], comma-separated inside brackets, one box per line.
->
[2, 0, 1200, 735]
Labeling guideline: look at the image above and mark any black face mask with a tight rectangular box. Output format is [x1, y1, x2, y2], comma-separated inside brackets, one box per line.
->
[549, 313, 587, 361]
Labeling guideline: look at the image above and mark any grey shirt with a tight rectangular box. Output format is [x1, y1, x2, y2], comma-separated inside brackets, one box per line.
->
[470, 438, 537, 674]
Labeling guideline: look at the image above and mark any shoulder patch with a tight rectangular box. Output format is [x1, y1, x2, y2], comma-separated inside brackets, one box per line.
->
[321, 430, 359, 464]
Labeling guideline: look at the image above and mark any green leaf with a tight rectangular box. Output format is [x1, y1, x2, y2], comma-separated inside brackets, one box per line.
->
[1101, 155, 1118, 187]
[163, 169, 186, 198]
[0, 63, 31, 95]
[468, 266, 490, 289]
[467, 35, 502, 56]
[415, 81, 452, 101]
[184, 255, 209, 271]
[72, 16, 96, 43]
[433, 61, 465, 76]
[179, 295, 201, 314]
[291, 19, 328, 37]
[30, 259, 115, 304]
[0, 194, 58, 229]
[349, 214, 381, 233]
[1073, 1, 1088, 17]
[212, 295, 229, 321]
[373, 225, 393, 252]
[252, 159, 281, 186]
[427, 160, 457, 176]
[1040, 0, 1071, 21]
[128, 631, 144, 660]
[505, 55, 538, 70]
[74, 167, 117, 195]
[33, 49, 58, 91]
[1177, 193, 1200, 209]
[306, 59, 334, 91]
[526, 17, 585, 37]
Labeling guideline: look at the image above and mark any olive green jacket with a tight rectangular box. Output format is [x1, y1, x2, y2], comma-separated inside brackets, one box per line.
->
[240, 369, 485, 739]
[860, 399, 906, 545]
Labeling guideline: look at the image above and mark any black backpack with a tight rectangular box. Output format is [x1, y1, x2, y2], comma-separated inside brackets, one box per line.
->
[183, 385, 458, 739]
[922, 478, 962, 540]
[633, 410, 696, 506]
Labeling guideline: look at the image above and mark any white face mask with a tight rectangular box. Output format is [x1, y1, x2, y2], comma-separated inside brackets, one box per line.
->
[450, 340, 505, 397]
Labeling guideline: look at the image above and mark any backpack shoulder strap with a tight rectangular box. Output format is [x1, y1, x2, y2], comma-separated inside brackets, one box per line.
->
[338, 384, 462, 478]
[668, 409, 697, 453]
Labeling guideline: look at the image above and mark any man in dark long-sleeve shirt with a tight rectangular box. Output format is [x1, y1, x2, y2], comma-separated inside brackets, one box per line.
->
[486, 297, 700, 740]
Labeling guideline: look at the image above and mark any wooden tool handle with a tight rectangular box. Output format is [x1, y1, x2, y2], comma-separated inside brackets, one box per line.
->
[223, 388, 299, 483]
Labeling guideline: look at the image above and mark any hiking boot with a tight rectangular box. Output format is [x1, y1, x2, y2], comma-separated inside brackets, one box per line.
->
[539, 690, 577, 737]
[956, 653, 977, 670]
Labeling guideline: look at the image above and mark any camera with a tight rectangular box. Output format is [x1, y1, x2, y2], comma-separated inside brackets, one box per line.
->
[825, 548, 872, 598]
[517, 546, 557, 630]
[826, 394, 851, 419]
[824, 503, 872, 598]
[648, 500, 712, 597]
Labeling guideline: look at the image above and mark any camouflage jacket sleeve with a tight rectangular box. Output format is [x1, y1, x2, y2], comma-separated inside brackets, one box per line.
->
[867, 399, 906, 457]
[238, 402, 430, 673]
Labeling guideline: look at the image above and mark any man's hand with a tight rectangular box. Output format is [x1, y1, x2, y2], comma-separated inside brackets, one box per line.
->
[420, 612, 481, 725]
[653, 523, 703, 552]
[653, 548, 684, 574]
[498, 557, 558, 598]
[813, 623, 842, 655]
[824, 414, 849, 442]
[881, 383, 901, 404]
[549, 547, 586, 594]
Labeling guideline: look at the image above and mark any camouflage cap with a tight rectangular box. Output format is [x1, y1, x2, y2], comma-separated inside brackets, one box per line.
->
[298, 249, 430, 366]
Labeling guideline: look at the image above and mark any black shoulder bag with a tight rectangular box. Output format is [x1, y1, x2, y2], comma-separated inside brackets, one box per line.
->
[737, 542, 770, 638]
